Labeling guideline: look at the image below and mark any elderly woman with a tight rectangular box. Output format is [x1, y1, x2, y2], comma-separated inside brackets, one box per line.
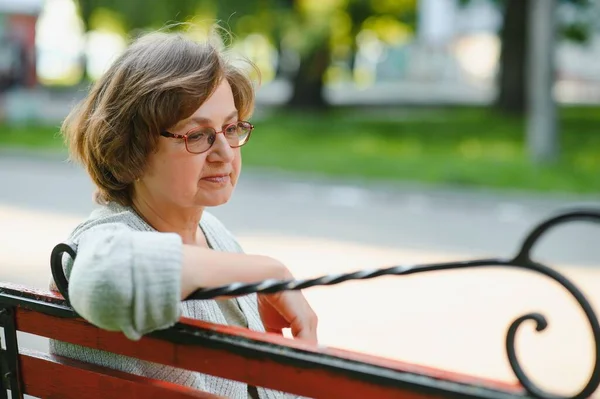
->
[50, 30, 317, 399]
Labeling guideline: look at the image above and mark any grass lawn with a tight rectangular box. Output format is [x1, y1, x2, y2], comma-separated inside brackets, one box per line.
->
[1, 106, 599, 194]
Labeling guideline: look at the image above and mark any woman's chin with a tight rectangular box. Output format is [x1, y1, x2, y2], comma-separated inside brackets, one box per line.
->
[197, 193, 233, 207]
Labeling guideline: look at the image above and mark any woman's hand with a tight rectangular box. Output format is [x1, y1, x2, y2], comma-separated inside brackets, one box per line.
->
[181, 246, 318, 342]
[257, 268, 318, 344]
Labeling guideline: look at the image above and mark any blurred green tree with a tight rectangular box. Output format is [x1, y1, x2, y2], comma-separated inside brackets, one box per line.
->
[76, 0, 201, 33]
[210, 0, 417, 108]
[74, 0, 204, 80]
[74, 0, 417, 109]
[460, 0, 594, 115]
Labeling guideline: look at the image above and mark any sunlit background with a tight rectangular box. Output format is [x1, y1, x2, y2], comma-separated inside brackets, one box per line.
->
[2, 0, 600, 396]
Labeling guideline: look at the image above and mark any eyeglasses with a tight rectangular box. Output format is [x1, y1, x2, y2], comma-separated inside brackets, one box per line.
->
[160, 121, 254, 154]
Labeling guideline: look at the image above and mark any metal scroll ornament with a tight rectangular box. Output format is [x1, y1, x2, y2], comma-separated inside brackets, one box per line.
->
[50, 209, 600, 399]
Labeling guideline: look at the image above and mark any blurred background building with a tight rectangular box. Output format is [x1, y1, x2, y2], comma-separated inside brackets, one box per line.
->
[0, 0, 42, 90]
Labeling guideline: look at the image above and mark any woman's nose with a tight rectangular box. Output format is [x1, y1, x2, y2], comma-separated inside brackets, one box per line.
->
[207, 133, 235, 162]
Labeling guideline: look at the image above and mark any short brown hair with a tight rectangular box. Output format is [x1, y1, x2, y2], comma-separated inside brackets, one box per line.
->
[62, 29, 258, 206]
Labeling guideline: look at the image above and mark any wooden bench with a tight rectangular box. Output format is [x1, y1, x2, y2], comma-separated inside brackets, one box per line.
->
[0, 282, 524, 399]
[1, 208, 599, 398]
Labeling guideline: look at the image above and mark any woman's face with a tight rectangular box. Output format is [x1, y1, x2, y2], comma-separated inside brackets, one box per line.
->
[139, 79, 243, 208]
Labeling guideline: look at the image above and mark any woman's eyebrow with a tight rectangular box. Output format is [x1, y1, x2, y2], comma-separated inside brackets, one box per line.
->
[187, 110, 239, 126]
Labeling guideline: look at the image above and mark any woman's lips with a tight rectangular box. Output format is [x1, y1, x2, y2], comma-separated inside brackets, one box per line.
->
[201, 174, 230, 184]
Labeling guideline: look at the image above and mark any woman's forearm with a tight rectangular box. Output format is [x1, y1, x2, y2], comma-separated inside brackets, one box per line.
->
[67, 224, 290, 339]
[180, 245, 289, 299]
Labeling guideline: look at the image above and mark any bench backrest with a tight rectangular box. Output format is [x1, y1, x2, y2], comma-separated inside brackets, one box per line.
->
[0, 282, 523, 399]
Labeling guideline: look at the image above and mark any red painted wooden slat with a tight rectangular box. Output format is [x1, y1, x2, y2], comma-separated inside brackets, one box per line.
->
[14, 307, 521, 399]
[181, 315, 521, 393]
[0, 282, 521, 392]
[19, 348, 224, 399]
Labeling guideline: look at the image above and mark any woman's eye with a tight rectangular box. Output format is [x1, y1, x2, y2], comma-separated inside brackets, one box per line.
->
[187, 132, 207, 141]
[225, 125, 238, 135]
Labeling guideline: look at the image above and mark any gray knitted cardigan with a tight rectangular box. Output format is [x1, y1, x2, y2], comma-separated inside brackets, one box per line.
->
[49, 202, 300, 399]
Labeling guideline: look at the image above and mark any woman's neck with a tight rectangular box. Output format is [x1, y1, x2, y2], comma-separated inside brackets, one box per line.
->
[131, 195, 207, 247]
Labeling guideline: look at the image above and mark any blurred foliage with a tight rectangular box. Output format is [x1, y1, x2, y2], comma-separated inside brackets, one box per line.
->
[3, 106, 599, 193]
[76, 0, 203, 32]
[459, 0, 596, 115]
[460, 0, 596, 43]
[70, 0, 597, 111]
[73, 0, 418, 107]
[560, 21, 591, 43]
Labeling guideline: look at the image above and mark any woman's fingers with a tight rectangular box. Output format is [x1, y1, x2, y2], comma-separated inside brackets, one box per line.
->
[258, 285, 319, 344]
[290, 304, 319, 344]
[293, 324, 318, 344]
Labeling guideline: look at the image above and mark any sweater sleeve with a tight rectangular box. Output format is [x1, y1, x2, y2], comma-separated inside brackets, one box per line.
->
[66, 222, 184, 341]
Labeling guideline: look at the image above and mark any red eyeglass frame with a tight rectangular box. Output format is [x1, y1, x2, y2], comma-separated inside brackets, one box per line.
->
[160, 121, 254, 154]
